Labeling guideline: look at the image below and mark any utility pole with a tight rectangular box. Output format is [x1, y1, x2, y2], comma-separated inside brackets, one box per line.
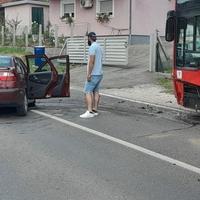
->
[129, 0, 132, 45]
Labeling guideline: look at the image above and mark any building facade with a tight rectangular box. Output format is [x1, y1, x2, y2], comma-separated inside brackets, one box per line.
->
[49, 0, 175, 38]
[0, 0, 49, 34]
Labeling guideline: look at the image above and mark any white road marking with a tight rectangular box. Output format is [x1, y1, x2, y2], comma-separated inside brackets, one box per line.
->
[70, 86, 192, 113]
[101, 93, 185, 112]
[32, 109, 200, 175]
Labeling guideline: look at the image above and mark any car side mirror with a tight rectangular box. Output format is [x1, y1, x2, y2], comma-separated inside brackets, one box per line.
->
[165, 10, 176, 42]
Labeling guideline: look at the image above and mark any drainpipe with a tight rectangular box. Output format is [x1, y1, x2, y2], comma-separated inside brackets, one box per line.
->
[129, 0, 132, 45]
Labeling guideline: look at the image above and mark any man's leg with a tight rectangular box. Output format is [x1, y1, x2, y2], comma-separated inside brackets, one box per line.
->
[93, 92, 100, 111]
[80, 92, 94, 118]
[92, 75, 103, 112]
[80, 75, 102, 118]
[93, 75, 103, 112]
[85, 93, 93, 112]
[80, 79, 95, 118]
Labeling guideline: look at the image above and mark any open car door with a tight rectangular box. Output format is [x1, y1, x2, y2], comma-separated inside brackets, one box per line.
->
[48, 55, 70, 97]
[25, 54, 70, 99]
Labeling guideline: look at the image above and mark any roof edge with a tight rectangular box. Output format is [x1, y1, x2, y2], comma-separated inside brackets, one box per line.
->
[2, 0, 49, 8]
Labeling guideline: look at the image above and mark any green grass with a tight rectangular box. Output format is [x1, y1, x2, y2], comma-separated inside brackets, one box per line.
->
[0, 47, 70, 73]
[157, 77, 173, 94]
[0, 47, 30, 56]
[163, 66, 172, 73]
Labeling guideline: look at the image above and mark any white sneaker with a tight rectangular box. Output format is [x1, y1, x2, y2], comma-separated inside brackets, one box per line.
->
[92, 110, 99, 116]
[80, 111, 95, 118]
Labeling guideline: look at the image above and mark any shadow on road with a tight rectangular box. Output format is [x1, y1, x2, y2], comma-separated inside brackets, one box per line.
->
[177, 112, 200, 125]
[0, 107, 17, 117]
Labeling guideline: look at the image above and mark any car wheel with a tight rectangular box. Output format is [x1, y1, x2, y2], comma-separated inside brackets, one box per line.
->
[16, 92, 28, 116]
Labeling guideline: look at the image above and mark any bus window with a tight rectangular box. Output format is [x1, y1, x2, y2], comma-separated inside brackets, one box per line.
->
[176, 28, 184, 67]
[185, 18, 194, 51]
[196, 17, 200, 51]
[176, 17, 187, 67]
[176, 16, 200, 68]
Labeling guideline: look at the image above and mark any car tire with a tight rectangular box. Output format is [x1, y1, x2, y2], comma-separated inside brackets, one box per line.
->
[16, 92, 28, 116]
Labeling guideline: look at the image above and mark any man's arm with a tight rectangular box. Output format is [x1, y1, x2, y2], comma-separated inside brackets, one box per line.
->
[87, 55, 95, 81]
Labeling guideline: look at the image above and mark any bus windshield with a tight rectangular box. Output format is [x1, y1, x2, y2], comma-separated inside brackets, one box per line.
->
[176, 0, 200, 68]
[177, 0, 191, 3]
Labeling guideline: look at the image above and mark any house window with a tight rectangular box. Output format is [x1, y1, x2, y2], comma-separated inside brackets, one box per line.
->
[97, 0, 113, 15]
[60, 0, 75, 18]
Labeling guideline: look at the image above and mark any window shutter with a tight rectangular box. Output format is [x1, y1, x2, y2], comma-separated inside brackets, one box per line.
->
[61, 0, 75, 17]
[62, 0, 74, 3]
[64, 3, 74, 14]
[97, 0, 112, 14]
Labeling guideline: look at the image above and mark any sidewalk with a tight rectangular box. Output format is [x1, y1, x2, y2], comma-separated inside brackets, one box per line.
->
[70, 64, 185, 112]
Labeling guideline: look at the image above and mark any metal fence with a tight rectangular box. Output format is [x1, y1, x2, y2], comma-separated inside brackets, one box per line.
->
[0, 23, 129, 66]
[61, 36, 129, 66]
[0, 24, 66, 48]
[0, 22, 91, 48]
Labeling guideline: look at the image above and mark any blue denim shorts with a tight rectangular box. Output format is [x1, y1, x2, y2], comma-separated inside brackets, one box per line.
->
[84, 75, 103, 93]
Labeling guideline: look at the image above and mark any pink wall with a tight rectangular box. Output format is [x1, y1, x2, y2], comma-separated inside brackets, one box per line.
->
[50, 0, 175, 37]
[50, 0, 129, 36]
[133, 0, 175, 36]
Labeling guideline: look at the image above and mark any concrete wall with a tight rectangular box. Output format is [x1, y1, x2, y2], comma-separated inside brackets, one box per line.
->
[128, 38, 173, 69]
[128, 44, 149, 68]
[26, 47, 62, 58]
[5, 5, 31, 30]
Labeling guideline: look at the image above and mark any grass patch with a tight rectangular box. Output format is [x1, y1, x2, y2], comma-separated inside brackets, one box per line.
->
[163, 66, 172, 73]
[0, 47, 31, 56]
[157, 77, 173, 94]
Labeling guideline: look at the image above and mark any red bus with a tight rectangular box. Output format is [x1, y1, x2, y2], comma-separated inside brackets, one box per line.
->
[166, 0, 200, 110]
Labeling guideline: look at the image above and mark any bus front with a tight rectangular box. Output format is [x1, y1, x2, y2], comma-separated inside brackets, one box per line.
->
[166, 0, 200, 110]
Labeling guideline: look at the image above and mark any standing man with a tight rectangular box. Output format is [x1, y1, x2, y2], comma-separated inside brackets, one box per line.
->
[80, 32, 103, 118]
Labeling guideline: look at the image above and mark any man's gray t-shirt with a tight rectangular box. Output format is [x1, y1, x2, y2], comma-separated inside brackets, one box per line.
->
[88, 42, 103, 75]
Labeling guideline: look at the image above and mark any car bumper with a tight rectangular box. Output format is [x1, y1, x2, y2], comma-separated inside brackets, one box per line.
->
[0, 88, 24, 107]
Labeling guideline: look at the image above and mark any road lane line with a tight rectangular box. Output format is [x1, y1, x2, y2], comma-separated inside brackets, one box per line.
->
[70, 86, 192, 113]
[32, 109, 200, 175]
[101, 93, 188, 112]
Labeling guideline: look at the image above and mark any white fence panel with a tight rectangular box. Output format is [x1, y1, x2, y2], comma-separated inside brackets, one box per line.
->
[65, 36, 128, 66]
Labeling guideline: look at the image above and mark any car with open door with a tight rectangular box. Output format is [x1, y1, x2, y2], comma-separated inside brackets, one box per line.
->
[0, 54, 70, 116]
[25, 54, 70, 99]
[0, 55, 28, 115]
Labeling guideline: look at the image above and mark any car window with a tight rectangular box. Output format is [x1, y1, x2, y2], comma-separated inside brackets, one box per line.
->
[27, 56, 52, 73]
[15, 58, 25, 74]
[0, 57, 12, 68]
[17, 58, 27, 74]
[50, 58, 67, 73]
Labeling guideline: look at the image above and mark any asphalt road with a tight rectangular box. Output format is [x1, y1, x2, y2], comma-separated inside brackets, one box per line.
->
[0, 89, 200, 200]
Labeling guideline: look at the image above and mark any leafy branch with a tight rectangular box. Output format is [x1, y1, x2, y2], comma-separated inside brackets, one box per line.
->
[6, 16, 22, 31]
[61, 13, 74, 26]
[96, 13, 111, 24]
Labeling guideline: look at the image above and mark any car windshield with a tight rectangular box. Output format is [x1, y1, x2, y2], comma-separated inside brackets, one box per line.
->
[0, 57, 12, 68]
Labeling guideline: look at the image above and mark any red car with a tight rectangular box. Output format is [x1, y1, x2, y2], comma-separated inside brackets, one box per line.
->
[0, 54, 70, 116]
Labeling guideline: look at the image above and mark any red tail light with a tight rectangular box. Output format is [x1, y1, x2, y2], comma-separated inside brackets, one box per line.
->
[0, 71, 17, 81]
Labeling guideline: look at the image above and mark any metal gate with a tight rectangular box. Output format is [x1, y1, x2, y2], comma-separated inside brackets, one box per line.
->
[61, 36, 128, 66]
